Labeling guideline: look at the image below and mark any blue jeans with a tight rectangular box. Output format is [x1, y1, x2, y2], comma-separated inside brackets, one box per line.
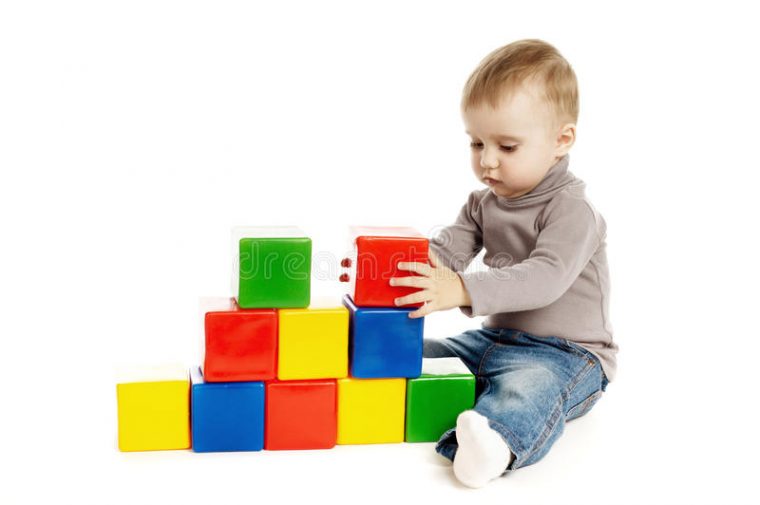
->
[424, 327, 609, 474]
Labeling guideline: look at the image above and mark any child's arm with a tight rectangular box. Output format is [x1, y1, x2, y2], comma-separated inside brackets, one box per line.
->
[458, 194, 604, 317]
[391, 192, 604, 318]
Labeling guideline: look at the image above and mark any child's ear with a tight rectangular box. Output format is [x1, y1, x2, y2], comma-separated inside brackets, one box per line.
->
[555, 122, 576, 155]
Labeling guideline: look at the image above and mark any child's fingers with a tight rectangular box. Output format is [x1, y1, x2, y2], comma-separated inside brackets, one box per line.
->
[390, 276, 433, 291]
[394, 290, 429, 306]
[389, 275, 417, 287]
[397, 261, 433, 276]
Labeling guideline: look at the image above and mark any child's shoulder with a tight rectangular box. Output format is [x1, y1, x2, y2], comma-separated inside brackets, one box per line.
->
[540, 185, 607, 237]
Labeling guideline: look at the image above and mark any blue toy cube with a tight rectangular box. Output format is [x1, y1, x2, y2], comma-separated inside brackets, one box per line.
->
[190, 366, 265, 452]
[342, 294, 423, 378]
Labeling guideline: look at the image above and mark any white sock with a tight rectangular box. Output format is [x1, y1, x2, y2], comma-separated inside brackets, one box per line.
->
[452, 410, 514, 488]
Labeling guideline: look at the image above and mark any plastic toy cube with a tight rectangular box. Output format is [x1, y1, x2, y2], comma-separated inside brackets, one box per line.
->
[342, 294, 423, 378]
[278, 297, 348, 380]
[405, 373, 476, 442]
[116, 364, 190, 452]
[232, 226, 311, 309]
[340, 226, 428, 307]
[265, 379, 337, 450]
[337, 377, 406, 445]
[190, 367, 265, 452]
[203, 297, 277, 382]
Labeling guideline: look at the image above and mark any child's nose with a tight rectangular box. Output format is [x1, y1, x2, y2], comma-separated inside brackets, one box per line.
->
[480, 153, 500, 170]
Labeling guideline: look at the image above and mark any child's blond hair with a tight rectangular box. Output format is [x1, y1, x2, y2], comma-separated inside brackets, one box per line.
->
[462, 39, 579, 130]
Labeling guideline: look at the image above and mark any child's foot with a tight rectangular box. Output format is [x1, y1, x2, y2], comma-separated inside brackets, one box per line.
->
[453, 410, 513, 488]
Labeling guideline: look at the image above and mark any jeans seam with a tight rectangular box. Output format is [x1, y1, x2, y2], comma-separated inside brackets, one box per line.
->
[515, 397, 564, 470]
[559, 340, 601, 397]
[564, 354, 597, 402]
[567, 389, 603, 420]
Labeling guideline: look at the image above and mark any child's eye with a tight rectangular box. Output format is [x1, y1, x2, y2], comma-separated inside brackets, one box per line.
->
[469, 142, 517, 153]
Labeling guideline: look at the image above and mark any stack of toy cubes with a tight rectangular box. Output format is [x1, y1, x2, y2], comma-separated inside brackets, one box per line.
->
[116, 225, 476, 452]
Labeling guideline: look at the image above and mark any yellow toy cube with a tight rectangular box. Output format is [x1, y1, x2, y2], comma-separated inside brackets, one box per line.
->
[278, 298, 349, 380]
[116, 364, 190, 452]
[337, 377, 406, 444]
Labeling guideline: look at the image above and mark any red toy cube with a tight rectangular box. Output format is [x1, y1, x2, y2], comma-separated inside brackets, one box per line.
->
[203, 298, 278, 382]
[340, 226, 429, 308]
[264, 379, 337, 450]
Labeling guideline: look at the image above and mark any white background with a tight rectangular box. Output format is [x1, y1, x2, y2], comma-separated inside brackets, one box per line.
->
[1, 0, 759, 503]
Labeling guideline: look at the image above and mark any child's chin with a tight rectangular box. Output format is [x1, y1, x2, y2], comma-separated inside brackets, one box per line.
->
[492, 187, 524, 199]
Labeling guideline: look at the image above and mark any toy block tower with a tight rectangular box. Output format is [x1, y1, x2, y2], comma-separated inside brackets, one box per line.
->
[117, 223, 476, 454]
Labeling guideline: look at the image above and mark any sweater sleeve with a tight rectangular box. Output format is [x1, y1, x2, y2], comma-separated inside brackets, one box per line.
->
[458, 194, 603, 316]
[428, 191, 484, 274]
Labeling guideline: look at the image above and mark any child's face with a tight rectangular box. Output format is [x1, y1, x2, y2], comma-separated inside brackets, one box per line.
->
[462, 82, 575, 199]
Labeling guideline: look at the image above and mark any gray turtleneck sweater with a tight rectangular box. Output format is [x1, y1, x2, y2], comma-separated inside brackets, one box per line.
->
[429, 154, 618, 383]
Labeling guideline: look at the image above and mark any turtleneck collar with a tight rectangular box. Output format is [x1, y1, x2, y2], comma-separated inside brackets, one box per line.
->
[492, 153, 580, 208]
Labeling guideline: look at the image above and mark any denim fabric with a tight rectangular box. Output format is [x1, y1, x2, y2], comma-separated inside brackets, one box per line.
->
[424, 326, 609, 474]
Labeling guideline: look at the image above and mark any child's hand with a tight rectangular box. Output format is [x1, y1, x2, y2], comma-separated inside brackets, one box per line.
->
[389, 249, 472, 318]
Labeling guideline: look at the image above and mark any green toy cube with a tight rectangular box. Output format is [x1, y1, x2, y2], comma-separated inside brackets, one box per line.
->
[405, 373, 476, 442]
[232, 226, 312, 309]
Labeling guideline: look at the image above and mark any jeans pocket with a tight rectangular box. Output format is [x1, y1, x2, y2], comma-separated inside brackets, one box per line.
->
[566, 389, 603, 422]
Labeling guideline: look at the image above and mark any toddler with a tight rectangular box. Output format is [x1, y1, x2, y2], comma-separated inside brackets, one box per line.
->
[389, 39, 618, 488]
